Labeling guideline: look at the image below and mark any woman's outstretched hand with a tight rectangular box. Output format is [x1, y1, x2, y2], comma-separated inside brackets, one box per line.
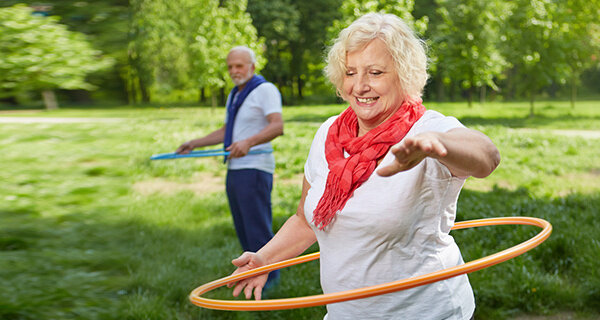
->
[377, 132, 447, 177]
[226, 251, 270, 300]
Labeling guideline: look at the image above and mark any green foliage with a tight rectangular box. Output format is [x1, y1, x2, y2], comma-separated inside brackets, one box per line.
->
[128, 0, 264, 103]
[247, 0, 341, 102]
[498, 0, 600, 111]
[0, 5, 113, 98]
[247, 0, 301, 97]
[1, 1, 599, 107]
[329, 0, 428, 41]
[504, 1, 568, 94]
[433, 0, 510, 105]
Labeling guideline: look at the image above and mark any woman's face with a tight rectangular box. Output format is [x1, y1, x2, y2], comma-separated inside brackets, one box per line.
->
[341, 38, 403, 136]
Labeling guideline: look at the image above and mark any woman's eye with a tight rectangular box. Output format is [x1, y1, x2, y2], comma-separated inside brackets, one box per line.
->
[346, 71, 356, 76]
[370, 71, 383, 76]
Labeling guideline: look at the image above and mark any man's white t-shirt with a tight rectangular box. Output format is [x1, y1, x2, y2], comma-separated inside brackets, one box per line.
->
[303, 110, 475, 320]
[225, 82, 282, 174]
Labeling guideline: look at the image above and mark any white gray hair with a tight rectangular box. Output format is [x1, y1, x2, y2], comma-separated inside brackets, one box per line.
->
[325, 13, 428, 102]
[229, 46, 257, 64]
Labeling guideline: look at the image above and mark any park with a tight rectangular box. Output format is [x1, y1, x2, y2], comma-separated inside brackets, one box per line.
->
[1, 1, 599, 319]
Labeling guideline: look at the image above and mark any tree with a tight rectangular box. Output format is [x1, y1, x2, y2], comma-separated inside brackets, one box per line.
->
[290, 0, 342, 100]
[1, 0, 130, 103]
[433, 0, 510, 107]
[554, 0, 600, 108]
[128, 0, 264, 104]
[329, 0, 428, 41]
[247, 0, 301, 100]
[205, 0, 265, 106]
[0, 4, 112, 109]
[248, 0, 341, 103]
[502, 0, 571, 116]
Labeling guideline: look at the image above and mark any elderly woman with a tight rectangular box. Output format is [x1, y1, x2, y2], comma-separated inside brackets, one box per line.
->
[228, 12, 500, 319]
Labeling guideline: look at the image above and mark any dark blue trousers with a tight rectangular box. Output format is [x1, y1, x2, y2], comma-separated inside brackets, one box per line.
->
[226, 169, 279, 283]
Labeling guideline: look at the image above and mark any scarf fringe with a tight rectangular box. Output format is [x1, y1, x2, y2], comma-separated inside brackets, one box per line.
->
[313, 173, 345, 230]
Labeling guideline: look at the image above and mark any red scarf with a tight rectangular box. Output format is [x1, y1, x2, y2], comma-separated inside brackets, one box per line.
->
[312, 99, 426, 230]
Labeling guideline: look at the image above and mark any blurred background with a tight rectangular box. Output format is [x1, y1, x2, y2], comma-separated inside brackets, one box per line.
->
[1, 0, 599, 111]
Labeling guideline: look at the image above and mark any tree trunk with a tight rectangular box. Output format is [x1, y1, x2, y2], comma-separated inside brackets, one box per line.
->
[297, 75, 303, 100]
[199, 87, 206, 103]
[480, 86, 486, 105]
[211, 88, 217, 114]
[467, 87, 473, 108]
[138, 75, 150, 103]
[42, 89, 58, 110]
[219, 87, 225, 107]
[571, 75, 577, 109]
[435, 73, 445, 102]
[529, 93, 535, 117]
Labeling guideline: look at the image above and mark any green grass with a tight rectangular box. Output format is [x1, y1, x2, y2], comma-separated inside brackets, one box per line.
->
[1, 100, 599, 319]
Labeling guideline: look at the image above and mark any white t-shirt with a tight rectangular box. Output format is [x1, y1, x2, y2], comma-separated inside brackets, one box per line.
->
[304, 110, 474, 320]
[225, 82, 282, 174]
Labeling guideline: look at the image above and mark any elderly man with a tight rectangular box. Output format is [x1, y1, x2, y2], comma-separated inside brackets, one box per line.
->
[176, 46, 283, 286]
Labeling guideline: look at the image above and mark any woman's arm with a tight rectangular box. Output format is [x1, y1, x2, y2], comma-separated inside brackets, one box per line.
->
[228, 176, 317, 300]
[377, 127, 500, 178]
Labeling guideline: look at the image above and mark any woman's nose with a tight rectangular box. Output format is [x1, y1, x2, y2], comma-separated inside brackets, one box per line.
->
[354, 73, 370, 93]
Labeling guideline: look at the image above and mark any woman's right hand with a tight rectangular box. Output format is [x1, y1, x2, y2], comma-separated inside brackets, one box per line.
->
[226, 251, 270, 300]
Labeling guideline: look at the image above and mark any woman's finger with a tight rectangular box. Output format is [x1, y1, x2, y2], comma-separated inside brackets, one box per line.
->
[232, 252, 252, 267]
[232, 280, 247, 297]
[244, 282, 254, 300]
[253, 285, 263, 301]
[376, 161, 404, 177]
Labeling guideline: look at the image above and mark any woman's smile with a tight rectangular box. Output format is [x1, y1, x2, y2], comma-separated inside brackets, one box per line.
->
[356, 96, 379, 104]
[342, 38, 403, 135]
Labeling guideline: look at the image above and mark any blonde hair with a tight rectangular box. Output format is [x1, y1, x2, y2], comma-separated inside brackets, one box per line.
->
[325, 13, 428, 102]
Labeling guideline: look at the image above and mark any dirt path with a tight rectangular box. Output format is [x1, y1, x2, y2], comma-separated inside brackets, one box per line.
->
[0, 117, 123, 123]
[513, 128, 600, 139]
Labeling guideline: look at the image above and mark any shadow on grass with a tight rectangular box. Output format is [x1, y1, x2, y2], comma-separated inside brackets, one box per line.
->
[1, 187, 599, 320]
[458, 114, 600, 128]
[286, 112, 341, 124]
[456, 187, 600, 319]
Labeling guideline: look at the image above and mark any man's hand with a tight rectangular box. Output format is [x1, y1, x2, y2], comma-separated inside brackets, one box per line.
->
[377, 132, 447, 177]
[175, 140, 197, 154]
[226, 252, 269, 300]
[226, 139, 251, 158]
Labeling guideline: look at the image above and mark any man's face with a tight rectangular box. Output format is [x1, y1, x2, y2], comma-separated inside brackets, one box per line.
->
[227, 50, 255, 87]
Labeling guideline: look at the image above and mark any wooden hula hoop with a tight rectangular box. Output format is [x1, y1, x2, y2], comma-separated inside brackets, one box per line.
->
[190, 216, 552, 311]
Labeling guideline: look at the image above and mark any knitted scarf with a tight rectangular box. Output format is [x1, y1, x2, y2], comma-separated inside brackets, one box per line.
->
[223, 74, 267, 161]
[312, 99, 426, 230]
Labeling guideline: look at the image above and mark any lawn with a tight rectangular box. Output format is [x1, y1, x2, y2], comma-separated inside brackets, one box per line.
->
[0, 100, 598, 319]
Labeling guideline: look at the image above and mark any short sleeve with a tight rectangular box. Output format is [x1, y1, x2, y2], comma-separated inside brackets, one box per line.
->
[304, 116, 337, 185]
[410, 110, 465, 135]
[255, 82, 282, 116]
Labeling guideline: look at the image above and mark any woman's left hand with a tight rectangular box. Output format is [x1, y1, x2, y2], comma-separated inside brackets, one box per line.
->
[377, 132, 447, 177]
[377, 128, 500, 178]
[226, 251, 270, 300]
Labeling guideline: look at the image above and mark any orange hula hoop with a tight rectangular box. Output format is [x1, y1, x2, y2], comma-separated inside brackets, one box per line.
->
[189, 216, 552, 311]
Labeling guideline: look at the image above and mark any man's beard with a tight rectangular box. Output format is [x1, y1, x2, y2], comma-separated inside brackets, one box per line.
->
[231, 70, 253, 86]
